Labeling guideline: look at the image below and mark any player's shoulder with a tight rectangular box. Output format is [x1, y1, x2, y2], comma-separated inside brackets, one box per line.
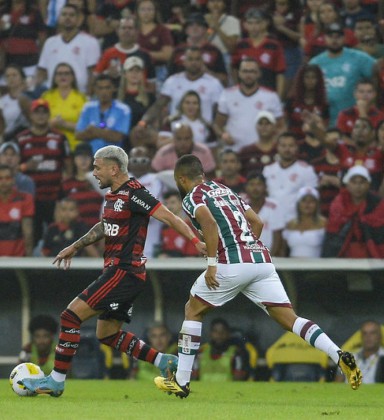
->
[264, 197, 279, 209]
[126, 178, 144, 190]
[294, 160, 312, 168]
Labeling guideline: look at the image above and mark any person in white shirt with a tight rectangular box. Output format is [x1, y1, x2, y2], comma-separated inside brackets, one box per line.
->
[214, 57, 285, 152]
[140, 47, 223, 128]
[36, 4, 101, 94]
[263, 132, 318, 223]
[245, 172, 285, 256]
[282, 186, 326, 258]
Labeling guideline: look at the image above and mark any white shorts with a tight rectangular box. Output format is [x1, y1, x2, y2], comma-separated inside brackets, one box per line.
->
[190, 263, 291, 314]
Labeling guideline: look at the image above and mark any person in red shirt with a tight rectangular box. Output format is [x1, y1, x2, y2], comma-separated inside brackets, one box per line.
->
[0, 164, 34, 256]
[232, 8, 286, 98]
[336, 79, 384, 137]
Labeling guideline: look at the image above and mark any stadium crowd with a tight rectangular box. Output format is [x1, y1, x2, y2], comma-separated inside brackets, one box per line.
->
[0, 0, 384, 259]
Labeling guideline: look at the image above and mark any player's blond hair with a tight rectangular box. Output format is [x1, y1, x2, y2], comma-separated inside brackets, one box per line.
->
[94, 146, 129, 174]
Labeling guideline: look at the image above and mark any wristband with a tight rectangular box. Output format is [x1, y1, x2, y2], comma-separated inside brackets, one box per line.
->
[191, 237, 199, 245]
[207, 257, 217, 266]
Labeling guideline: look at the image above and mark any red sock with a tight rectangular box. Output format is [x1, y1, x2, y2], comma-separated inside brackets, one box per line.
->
[100, 331, 158, 363]
[53, 309, 82, 374]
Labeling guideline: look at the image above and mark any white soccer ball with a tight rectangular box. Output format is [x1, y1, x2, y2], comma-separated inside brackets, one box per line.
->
[9, 362, 44, 396]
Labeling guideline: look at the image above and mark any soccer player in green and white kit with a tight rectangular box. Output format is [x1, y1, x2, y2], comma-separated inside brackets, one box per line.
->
[154, 154, 362, 398]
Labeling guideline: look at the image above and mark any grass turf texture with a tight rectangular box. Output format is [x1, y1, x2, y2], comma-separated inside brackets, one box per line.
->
[1, 380, 383, 420]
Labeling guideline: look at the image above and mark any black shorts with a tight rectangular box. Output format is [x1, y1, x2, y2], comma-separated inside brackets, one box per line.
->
[78, 266, 146, 323]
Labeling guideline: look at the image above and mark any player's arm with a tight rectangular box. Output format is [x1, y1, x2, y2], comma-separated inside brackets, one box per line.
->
[195, 206, 220, 290]
[140, 95, 170, 128]
[53, 222, 105, 269]
[21, 217, 34, 257]
[151, 203, 206, 255]
[244, 208, 264, 239]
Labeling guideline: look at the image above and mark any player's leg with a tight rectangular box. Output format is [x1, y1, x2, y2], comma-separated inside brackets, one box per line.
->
[21, 297, 99, 396]
[97, 317, 177, 378]
[154, 294, 212, 398]
[243, 263, 362, 390]
[268, 305, 362, 389]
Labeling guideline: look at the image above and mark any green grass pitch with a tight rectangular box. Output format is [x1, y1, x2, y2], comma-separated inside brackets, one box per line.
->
[1, 380, 384, 420]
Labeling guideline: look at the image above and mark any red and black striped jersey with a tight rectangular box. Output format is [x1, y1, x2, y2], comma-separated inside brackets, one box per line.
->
[232, 37, 286, 91]
[102, 178, 161, 269]
[16, 129, 70, 202]
[61, 178, 104, 227]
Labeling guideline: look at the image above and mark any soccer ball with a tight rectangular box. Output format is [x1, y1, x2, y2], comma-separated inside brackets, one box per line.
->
[9, 363, 44, 396]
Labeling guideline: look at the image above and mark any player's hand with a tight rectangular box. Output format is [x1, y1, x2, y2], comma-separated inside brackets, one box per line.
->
[205, 266, 219, 290]
[195, 241, 207, 256]
[53, 245, 77, 270]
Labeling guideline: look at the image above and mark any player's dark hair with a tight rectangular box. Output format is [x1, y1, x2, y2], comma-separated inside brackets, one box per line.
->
[218, 148, 239, 162]
[175, 154, 204, 179]
[29, 315, 58, 335]
[277, 131, 297, 143]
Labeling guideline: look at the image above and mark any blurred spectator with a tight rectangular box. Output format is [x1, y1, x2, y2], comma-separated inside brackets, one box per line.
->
[232, 8, 286, 98]
[164, 0, 190, 45]
[263, 132, 318, 223]
[298, 121, 325, 163]
[214, 57, 284, 152]
[0, 163, 34, 256]
[341, 0, 375, 29]
[311, 128, 343, 217]
[205, 0, 241, 73]
[136, 0, 174, 87]
[285, 63, 329, 140]
[0, 0, 46, 83]
[18, 315, 58, 375]
[245, 172, 284, 256]
[16, 99, 71, 245]
[239, 111, 278, 177]
[192, 318, 251, 381]
[336, 79, 384, 137]
[0, 64, 30, 142]
[213, 149, 247, 198]
[309, 22, 375, 126]
[39, 0, 66, 35]
[131, 323, 177, 380]
[157, 190, 200, 257]
[376, 120, 384, 150]
[128, 146, 165, 258]
[42, 63, 87, 152]
[141, 46, 223, 127]
[271, 0, 303, 91]
[92, 0, 134, 51]
[282, 186, 326, 257]
[299, 0, 323, 46]
[336, 320, 384, 384]
[304, 2, 358, 59]
[354, 15, 384, 59]
[66, 0, 96, 33]
[94, 16, 156, 91]
[305, 113, 384, 191]
[76, 74, 131, 154]
[151, 123, 216, 178]
[165, 90, 215, 147]
[36, 4, 101, 94]
[0, 142, 35, 195]
[42, 197, 100, 257]
[322, 165, 384, 258]
[61, 142, 104, 228]
[168, 12, 228, 86]
[117, 56, 155, 143]
[373, 57, 384, 112]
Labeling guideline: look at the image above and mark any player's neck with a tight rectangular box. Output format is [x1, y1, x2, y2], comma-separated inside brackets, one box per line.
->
[111, 175, 130, 191]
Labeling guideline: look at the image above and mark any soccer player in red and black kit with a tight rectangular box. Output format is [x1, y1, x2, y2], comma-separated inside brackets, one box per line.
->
[22, 145, 206, 397]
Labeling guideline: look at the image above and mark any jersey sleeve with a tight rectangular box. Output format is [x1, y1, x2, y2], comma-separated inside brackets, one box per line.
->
[182, 188, 206, 218]
[76, 104, 91, 131]
[129, 187, 161, 215]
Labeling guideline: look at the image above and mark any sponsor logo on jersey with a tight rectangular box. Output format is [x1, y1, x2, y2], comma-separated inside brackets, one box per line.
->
[206, 188, 229, 198]
[110, 302, 119, 311]
[104, 222, 119, 236]
[131, 195, 151, 210]
[114, 198, 124, 212]
[117, 190, 130, 197]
